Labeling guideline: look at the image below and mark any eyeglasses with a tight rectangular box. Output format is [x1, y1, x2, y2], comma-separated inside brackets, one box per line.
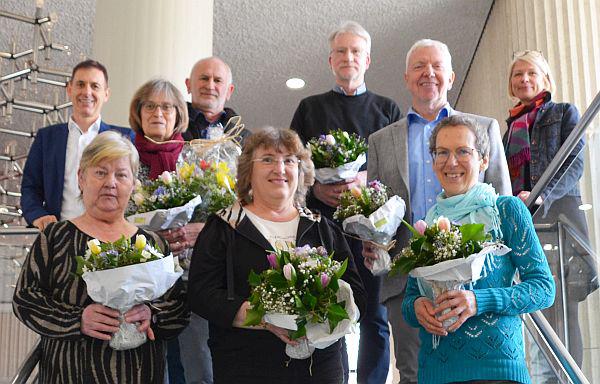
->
[513, 50, 544, 59]
[432, 146, 479, 165]
[252, 156, 300, 168]
[141, 101, 175, 113]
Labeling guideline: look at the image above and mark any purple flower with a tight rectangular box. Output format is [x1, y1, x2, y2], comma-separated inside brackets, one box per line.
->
[316, 246, 328, 257]
[320, 273, 330, 288]
[266, 253, 278, 269]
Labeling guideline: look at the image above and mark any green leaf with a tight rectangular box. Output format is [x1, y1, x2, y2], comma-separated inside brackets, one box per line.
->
[243, 307, 264, 326]
[303, 292, 317, 310]
[402, 220, 421, 237]
[327, 303, 349, 331]
[334, 258, 348, 279]
[459, 223, 486, 242]
[248, 270, 261, 286]
[290, 324, 307, 340]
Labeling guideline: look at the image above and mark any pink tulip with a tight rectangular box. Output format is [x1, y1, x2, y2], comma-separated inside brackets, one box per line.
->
[283, 264, 296, 282]
[266, 253, 278, 269]
[414, 220, 427, 235]
[437, 216, 451, 232]
[320, 273, 330, 288]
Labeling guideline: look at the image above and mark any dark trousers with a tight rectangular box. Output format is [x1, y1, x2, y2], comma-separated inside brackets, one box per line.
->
[350, 238, 390, 384]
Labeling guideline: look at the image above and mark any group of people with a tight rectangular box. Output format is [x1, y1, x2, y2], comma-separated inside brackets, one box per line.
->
[11, 18, 591, 384]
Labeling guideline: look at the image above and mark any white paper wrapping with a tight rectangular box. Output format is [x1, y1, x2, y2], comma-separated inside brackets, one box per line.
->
[314, 153, 366, 184]
[263, 280, 359, 357]
[342, 196, 406, 275]
[126, 195, 202, 231]
[82, 255, 183, 350]
[409, 243, 511, 283]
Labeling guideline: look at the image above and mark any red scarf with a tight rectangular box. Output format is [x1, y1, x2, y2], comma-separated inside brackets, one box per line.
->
[135, 133, 184, 180]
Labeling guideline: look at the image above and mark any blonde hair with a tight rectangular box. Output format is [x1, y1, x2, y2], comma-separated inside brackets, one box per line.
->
[508, 50, 556, 101]
[237, 127, 314, 206]
[79, 131, 139, 177]
[129, 79, 189, 136]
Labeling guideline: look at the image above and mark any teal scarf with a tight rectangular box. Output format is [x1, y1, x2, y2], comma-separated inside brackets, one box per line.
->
[425, 183, 503, 240]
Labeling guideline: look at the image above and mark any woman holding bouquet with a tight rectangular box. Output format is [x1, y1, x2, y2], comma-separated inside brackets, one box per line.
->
[504, 50, 597, 374]
[13, 131, 188, 383]
[188, 127, 366, 383]
[401, 115, 555, 383]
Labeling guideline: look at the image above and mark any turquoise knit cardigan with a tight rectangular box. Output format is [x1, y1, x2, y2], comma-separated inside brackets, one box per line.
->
[402, 196, 556, 384]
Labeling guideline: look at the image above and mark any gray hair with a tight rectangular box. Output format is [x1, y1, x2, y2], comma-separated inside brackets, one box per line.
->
[429, 115, 490, 158]
[329, 20, 371, 54]
[405, 39, 452, 72]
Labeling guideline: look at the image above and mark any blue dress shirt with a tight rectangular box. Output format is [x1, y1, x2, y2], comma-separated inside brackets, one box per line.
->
[407, 105, 451, 223]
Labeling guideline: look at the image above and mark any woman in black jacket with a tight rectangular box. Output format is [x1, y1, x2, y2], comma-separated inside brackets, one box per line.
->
[188, 127, 366, 384]
[504, 50, 597, 377]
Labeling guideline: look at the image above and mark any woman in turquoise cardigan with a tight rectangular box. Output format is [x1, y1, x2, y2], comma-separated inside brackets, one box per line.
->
[402, 114, 555, 383]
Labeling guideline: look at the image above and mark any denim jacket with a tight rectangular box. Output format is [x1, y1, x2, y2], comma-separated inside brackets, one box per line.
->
[504, 101, 584, 203]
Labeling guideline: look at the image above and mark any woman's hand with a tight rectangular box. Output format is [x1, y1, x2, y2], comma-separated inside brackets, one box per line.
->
[414, 297, 447, 336]
[159, 222, 205, 253]
[362, 241, 378, 270]
[232, 301, 298, 345]
[517, 190, 543, 205]
[124, 304, 155, 341]
[81, 303, 120, 341]
[434, 290, 478, 332]
[264, 322, 299, 346]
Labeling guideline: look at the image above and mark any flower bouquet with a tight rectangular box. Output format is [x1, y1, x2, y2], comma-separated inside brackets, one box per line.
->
[334, 180, 406, 276]
[244, 245, 359, 359]
[308, 129, 368, 184]
[75, 234, 182, 350]
[182, 115, 244, 176]
[127, 161, 236, 230]
[389, 217, 510, 345]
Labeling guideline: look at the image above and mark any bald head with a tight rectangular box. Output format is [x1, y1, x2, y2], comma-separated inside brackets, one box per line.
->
[186, 56, 235, 119]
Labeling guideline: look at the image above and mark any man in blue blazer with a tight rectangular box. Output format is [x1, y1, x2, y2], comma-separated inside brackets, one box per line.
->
[20, 60, 134, 230]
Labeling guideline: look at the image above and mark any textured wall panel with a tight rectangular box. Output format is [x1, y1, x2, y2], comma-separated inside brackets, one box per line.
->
[214, 0, 493, 130]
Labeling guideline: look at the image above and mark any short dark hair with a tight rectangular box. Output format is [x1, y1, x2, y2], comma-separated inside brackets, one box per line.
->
[71, 60, 109, 85]
[429, 115, 490, 158]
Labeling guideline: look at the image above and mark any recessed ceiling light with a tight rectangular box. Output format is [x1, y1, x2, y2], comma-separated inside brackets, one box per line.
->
[543, 244, 553, 251]
[286, 78, 305, 89]
[578, 204, 592, 211]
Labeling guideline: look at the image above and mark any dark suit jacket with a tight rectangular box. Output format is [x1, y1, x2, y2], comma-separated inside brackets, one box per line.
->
[20, 121, 134, 225]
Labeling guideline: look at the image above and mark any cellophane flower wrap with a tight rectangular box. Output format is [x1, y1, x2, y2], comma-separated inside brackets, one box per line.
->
[308, 129, 367, 184]
[389, 217, 510, 347]
[244, 245, 359, 359]
[334, 180, 406, 276]
[75, 234, 182, 350]
[127, 161, 236, 230]
[181, 115, 243, 177]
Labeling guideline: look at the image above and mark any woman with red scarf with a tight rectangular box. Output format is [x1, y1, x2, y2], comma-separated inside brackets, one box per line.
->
[503, 50, 597, 380]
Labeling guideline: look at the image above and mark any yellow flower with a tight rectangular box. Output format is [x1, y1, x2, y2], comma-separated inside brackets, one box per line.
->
[215, 162, 236, 190]
[178, 162, 195, 181]
[135, 234, 147, 250]
[87, 239, 101, 255]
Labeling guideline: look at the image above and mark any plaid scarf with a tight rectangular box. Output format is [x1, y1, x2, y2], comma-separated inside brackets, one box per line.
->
[506, 91, 549, 195]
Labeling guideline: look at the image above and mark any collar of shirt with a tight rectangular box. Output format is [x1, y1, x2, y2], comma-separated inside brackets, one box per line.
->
[188, 104, 226, 125]
[406, 104, 452, 124]
[68, 115, 102, 135]
[332, 83, 367, 96]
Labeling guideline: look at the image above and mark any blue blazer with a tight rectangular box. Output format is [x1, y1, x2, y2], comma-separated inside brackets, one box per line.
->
[20, 122, 135, 225]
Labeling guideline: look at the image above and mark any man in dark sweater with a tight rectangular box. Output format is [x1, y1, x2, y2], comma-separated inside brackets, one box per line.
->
[291, 21, 402, 384]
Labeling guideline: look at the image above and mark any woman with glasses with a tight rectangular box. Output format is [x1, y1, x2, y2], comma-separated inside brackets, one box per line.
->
[402, 115, 555, 383]
[187, 127, 366, 383]
[504, 50, 597, 376]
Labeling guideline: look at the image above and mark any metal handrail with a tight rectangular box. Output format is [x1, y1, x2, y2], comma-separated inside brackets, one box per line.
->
[10, 339, 40, 384]
[526, 90, 600, 210]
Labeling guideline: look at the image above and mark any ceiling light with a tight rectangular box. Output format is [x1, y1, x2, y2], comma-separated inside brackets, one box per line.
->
[543, 244, 553, 251]
[286, 78, 305, 90]
[578, 204, 592, 211]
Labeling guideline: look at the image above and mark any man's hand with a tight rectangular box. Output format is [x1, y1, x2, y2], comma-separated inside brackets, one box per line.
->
[158, 222, 205, 253]
[312, 170, 366, 208]
[32, 215, 57, 231]
[362, 241, 378, 270]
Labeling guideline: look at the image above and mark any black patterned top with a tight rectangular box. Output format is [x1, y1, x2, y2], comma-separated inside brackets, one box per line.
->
[12, 220, 188, 384]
